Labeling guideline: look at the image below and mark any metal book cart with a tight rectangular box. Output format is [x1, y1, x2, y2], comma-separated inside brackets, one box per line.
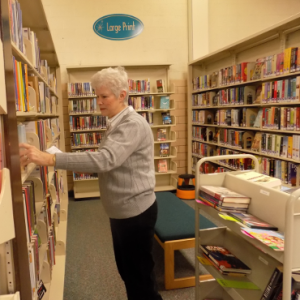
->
[194, 154, 300, 300]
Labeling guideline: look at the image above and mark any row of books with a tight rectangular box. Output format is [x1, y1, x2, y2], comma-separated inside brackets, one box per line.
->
[23, 174, 60, 297]
[69, 116, 107, 131]
[9, 0, 57, 89]
[261, 77, 300, 103]
[72, 149, 98, 180]
[128, 95, 154, 110]
[128, 78, 150, 93]
[138, 111, 172, 125]
[193, 105, 300, 130]
[70, 132, 103, 147]
[192, 47, 300, 90]
[68, 82, 95, 97]
[67, 79, 168, 97]
[260, 158, 298, 186]
[192, 146, 299, 186]
[68, 98, 97, 114]
[128, 78, 166, 93]
[193, 125, 300, 163]
[128, 96, 170, 110]
[13, 56, 57, 112]
[192, 157, 234, 174]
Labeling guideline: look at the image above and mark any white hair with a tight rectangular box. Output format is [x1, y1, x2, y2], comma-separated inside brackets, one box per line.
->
[91, 66, 129, 102]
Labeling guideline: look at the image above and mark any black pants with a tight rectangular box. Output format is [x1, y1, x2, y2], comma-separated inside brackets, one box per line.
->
[109, 200, 163, 300]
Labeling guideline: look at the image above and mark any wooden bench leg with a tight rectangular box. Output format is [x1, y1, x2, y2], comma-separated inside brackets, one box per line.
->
[155, 235, 213, 290]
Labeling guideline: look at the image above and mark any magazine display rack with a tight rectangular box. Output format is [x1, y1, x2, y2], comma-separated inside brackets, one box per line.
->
[195, 154, 300, 300]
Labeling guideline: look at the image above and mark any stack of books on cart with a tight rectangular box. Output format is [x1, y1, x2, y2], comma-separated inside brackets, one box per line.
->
[198, 185, 251, 213]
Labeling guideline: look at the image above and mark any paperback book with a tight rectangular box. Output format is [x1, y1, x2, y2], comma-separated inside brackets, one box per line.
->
[199, 245, 251, 274]
[160, 96, 170, 109]
[242, 228, 284, 251]
[227, 212, 278, 230]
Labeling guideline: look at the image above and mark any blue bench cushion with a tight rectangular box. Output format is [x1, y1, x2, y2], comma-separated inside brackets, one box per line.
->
[155, 192, 216, 243]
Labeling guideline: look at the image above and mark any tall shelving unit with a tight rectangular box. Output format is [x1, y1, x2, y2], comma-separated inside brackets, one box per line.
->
[188, 14, 300, 185]
[0, 0, 68, 299]
[66, 64, 178, 198]
[194, 154, 300, 300]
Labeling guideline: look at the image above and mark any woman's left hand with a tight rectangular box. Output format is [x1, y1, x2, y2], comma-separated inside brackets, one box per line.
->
[19, 143, 55, 167]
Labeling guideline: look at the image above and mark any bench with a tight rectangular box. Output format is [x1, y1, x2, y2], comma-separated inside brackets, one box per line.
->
[154, 191, 216, 290]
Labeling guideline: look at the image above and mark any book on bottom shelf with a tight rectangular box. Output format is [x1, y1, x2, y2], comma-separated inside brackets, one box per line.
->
[199, 245, 251, 274]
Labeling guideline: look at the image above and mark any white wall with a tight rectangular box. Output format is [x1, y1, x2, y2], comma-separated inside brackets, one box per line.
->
[191, 0, 300, 60]
[42, 0, 189, 81]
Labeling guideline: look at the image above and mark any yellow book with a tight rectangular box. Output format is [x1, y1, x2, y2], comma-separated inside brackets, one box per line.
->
[287, 136, 293, 158]
[17, 61, 25, 111]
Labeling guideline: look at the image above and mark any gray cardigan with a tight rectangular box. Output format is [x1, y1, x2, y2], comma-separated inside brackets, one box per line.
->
[56, 109, 156, 219]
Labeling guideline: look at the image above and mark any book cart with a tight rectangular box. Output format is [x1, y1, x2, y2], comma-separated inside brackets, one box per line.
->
[195, 154, 300, 300]
[66, 64, 178, 198]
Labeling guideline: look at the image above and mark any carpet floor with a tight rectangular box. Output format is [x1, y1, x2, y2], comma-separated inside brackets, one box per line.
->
[63, 195, 215, 300]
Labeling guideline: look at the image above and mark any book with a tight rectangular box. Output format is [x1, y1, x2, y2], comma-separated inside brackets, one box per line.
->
[242, 228, 284, 251]
[233, 171, 281, 189]
[260, 266, 283, 300]
[158, 159, 168, 173]
[199, 185, 251, 202]
[161, 112, 172, 124]
[227, 212, 278, 230]
[156, 79, 165, 93]
[160, 96, 170, 109]
[157, 128, 167, 141]
[160, 143, 169, 156]
[199, 245, 251, 274]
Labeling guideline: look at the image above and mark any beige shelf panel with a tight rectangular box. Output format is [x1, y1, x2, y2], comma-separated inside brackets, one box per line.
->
[0, 169, 15, 244]
[73, 179, 100, 199]
[190, 13, 300, 66]
[0, 292, 20, 300]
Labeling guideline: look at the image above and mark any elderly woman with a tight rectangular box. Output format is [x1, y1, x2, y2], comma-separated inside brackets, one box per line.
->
[20, 66, 163, 300]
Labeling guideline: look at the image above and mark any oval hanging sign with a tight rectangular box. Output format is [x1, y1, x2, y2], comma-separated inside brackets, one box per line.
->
[93, 14, 144, 41]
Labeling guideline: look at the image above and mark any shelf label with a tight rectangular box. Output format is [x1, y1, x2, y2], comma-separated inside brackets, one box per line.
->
[260, 189, 270, 196]
[258, 256, 269, 265]
[93, 14, 144, 40]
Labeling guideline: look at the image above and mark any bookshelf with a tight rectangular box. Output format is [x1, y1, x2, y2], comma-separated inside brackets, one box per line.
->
[188, 14, 300, 184]
[194, 154, 300, 300]
[0, 0, 68, 299]
[66, 64, 178, 198]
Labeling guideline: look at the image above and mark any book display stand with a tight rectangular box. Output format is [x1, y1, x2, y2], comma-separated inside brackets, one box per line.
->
[188, 14, 300, 186]
[66, 64, 178, 198]
[0, 0, 68, 299]
[195, 154, 300, 300]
